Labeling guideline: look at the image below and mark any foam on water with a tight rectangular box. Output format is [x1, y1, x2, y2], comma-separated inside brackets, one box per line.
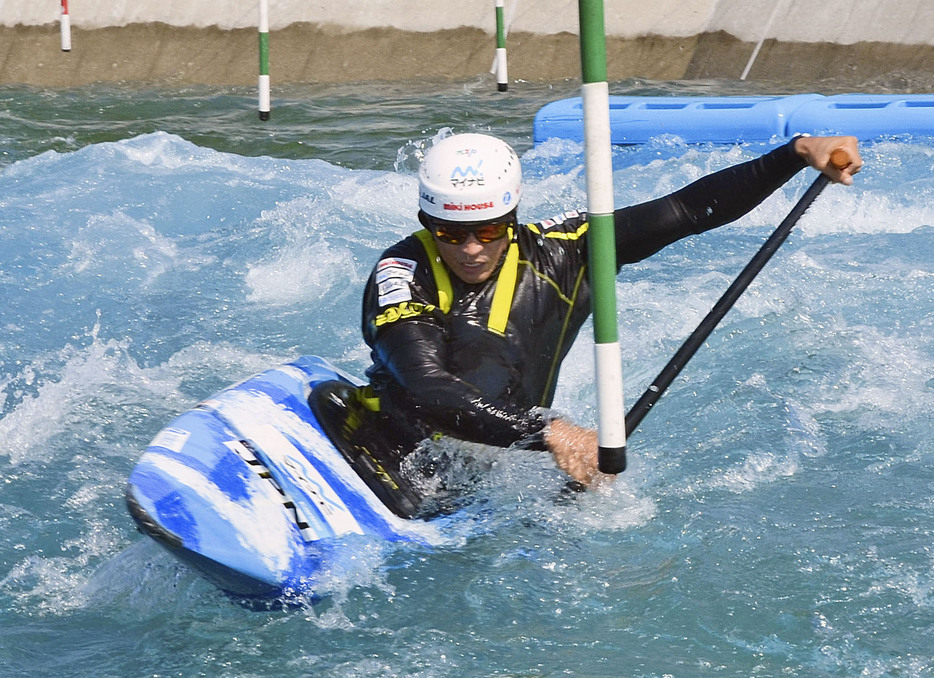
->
[0, 83, 932, 676]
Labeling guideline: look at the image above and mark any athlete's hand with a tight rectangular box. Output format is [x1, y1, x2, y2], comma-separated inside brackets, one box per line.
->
[544, 418, 611, 488]
[792, 135, 862, 185]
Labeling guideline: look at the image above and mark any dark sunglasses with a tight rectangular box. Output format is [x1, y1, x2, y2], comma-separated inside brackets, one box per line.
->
[430, 217, 514, 245]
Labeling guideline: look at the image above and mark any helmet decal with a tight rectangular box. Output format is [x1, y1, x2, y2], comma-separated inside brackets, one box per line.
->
[450, 159, 483, 185]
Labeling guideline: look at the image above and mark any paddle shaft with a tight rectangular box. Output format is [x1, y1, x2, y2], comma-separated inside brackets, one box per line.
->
[624, 170, 833, 437]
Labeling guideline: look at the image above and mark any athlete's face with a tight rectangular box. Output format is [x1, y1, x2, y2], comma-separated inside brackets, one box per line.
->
[424, 212, 514, 285]
[435, 230, 509, 284]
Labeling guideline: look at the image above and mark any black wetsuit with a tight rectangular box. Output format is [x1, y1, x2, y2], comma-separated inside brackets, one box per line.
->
[315, 140, 806, 518]
[362, 141, 807, 448]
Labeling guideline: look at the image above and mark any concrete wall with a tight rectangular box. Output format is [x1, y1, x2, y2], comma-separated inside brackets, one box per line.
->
[3, 0, 932, 44]
[1, 0, 931, 87]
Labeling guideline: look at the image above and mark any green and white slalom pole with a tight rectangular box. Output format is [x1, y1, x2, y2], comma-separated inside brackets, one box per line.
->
[258, 0, 271, 121]
[579, 0, 626, 473]
[494, 0, 508, 91]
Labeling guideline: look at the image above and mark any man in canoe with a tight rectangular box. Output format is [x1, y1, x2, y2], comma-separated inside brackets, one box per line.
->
[313, 132, 860, 518]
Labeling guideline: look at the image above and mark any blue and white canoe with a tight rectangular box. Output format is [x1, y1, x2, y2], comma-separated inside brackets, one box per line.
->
[125, 356, 435, 598]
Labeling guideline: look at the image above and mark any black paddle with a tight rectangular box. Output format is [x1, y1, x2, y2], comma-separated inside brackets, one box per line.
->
[622, 149, 850, 440]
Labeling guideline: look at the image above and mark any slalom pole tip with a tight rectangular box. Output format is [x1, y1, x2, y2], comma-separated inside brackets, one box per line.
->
[598, 445, 627, 474]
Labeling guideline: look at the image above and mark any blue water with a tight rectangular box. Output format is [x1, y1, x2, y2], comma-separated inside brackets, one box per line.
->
[1, 79, 932, 677]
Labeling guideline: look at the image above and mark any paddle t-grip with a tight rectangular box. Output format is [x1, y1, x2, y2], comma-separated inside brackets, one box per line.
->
[830, 147, 850, 170]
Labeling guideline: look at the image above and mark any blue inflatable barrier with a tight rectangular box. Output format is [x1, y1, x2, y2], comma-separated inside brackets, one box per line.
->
[787, 94, 934, 139]
[533, 94, 934, 146]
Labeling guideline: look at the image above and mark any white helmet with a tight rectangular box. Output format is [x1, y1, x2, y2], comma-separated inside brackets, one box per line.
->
[418, 133, 521, 222]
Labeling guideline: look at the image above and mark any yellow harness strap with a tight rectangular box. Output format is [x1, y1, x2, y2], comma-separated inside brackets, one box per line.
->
[414, 228, 518, 335]
[357, 384, 381, 412]
[487, 233, 519, 335]
[414, 229, 453, 313]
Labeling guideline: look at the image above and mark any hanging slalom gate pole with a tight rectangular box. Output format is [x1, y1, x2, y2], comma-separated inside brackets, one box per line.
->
[624, 149, 849, 437]
[60, 0, 72, 52]
[740, 0, 784, 80]
[258, 0, 271, 121]
[494, 0, 508, 91]
[579, 0, 627, 474]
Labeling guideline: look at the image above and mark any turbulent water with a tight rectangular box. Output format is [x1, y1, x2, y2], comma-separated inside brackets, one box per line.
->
[1, 77, 932, 677]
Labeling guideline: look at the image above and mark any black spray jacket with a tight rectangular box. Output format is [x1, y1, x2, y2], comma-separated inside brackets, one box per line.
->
[362, 141, 807, 449]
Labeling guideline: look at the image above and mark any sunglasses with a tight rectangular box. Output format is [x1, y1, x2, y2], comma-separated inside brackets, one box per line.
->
[430, 217, 513, 245]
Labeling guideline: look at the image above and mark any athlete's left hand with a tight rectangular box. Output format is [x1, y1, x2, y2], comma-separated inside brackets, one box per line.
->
[793, 135, 862, 185]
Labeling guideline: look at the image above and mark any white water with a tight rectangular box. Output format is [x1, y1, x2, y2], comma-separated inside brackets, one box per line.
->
[0, 81, 932, 676]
